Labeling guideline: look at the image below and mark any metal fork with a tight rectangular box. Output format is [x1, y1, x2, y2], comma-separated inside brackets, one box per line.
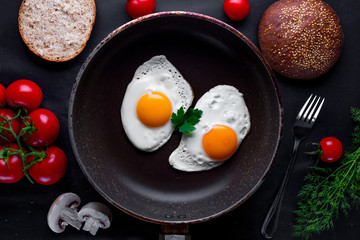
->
[261, 94, 325, 239]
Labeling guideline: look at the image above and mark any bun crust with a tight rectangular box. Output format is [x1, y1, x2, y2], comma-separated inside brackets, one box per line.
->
[258, 0, 344, 79]
[18, 0, 96, 62]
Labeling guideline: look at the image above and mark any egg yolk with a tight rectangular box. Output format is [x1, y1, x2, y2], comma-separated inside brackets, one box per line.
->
[202, 125, 238, 161]
[136, 91, 172, 128]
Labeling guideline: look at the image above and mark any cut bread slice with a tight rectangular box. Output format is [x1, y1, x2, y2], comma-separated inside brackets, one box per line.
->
[18, 0, 96, 62]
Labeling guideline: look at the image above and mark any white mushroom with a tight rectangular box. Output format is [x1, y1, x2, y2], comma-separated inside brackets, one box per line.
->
[47, 192, 82, 233]
[78, 202, 112, 235]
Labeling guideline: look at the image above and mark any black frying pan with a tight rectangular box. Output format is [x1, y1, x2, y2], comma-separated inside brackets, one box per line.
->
[68, 11, 282, 235]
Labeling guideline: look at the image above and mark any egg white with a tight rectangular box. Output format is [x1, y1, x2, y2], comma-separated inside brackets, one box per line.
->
[121, 55, 193, 152]
[169, 85, 250, 172]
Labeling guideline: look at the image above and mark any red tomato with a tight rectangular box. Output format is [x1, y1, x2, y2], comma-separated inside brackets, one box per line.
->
[0, 108, 20, 143]
[0, 83, 5, 106]
[0, 143, 24, 183]
[319, 137, 343, 163]
[5, 79, 43, 112]
[223, 0, 250, 21]
[28, 146, 67, 185]
[126, 0, 155, 19]
[21, 108, 60, 148]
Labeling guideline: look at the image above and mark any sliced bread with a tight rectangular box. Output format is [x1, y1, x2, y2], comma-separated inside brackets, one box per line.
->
[18, 0, 96, 62]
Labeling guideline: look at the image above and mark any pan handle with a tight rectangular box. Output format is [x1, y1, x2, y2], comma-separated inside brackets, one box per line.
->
[159, 224, 191, 240]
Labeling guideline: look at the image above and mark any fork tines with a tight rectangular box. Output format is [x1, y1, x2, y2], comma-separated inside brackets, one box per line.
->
[296, 94, 325, 124]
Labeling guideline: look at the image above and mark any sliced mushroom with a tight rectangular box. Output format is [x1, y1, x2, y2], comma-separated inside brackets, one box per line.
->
[78, 202, 112, 235]
[47, 192, 83, 233]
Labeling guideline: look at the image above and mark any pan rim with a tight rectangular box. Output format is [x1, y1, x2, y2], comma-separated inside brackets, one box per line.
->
[68, 11, 284, 224]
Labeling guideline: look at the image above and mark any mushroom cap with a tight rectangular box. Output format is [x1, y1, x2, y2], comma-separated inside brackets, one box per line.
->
[47, 192, 81, 233]
[78, 202, 112, 228]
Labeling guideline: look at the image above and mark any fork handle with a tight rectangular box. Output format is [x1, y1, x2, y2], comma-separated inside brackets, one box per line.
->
[261, 139, 301, 239]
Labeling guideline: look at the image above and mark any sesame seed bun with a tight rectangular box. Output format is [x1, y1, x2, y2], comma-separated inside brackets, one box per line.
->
[18, 0, 96, 62]
[258, 0, 344, 80]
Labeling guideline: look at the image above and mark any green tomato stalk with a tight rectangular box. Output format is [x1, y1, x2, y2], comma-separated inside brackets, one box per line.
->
[0, 108, 47, 184]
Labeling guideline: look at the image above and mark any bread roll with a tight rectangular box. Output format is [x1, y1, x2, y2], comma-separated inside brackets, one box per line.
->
[258, 0, 344, 79]
[18, 0, 96, 62]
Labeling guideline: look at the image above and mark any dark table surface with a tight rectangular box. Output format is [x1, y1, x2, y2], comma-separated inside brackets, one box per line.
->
[1, 0, 360, 239]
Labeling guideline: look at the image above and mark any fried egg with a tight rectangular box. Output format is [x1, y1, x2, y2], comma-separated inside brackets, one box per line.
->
[169, 85, 250, 172]
[121, 55, 193, 152]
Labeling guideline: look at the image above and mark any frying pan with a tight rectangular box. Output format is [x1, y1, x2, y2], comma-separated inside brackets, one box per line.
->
[68, 11, 283, 237]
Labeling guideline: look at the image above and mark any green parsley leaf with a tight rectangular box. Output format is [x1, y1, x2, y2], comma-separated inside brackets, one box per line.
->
[179, 123, 196, 134]
[171, 106, 185, 126]
[184, 108, 202, 125]
[171, 106, 202, 134]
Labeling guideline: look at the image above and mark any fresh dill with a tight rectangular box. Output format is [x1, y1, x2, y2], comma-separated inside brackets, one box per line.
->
[293, 107, 360, 239]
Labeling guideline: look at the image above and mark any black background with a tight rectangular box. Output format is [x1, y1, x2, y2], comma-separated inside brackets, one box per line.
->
[1, 0, 360, 239]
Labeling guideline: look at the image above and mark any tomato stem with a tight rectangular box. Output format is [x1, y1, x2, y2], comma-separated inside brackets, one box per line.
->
[0, 108, 41, 184]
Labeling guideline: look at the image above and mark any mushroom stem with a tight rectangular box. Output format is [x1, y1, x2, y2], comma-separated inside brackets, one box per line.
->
[59, 205, 82, 230]
[82, 217, 101, 235]
[78, 202, 112, 235]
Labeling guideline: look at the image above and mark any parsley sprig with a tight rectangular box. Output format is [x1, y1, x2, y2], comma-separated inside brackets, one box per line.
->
[293, 107, 360, 239]
[171, 107, 202, 135]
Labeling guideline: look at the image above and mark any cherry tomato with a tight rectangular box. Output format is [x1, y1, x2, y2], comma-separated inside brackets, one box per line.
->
[319, 137, 343, 163]
[21, 108, 60, 148]
[0, 143, 24, 183]
[223, 0, 250, 21]
[126, 0, 155, 19]
[0, 108, 20, 143]
[0, 83, 6, 106]
[5, 79, 43, 112]
[28, 146, 67, 185]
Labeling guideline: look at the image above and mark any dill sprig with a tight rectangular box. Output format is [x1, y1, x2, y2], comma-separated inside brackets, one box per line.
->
[293, 107, 360, 239]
